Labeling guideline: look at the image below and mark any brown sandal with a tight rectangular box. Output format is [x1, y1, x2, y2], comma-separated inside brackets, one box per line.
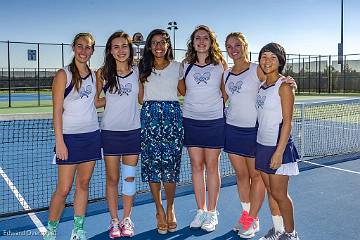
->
[167, 208, 177, 232]
[156, 213, 168, 234]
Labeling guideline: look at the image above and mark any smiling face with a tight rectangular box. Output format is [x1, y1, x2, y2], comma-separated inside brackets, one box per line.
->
[72, 36, 94, 64]
[226, 36, 247, 61]
[150, 34, 169, 59]
[193, 29, 211, 54]
[110, 37, 130, 63]
[259, 51, 280, 74]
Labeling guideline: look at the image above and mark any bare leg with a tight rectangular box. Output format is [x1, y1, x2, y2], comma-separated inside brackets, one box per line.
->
[48, 165, 76, 221]
[269, 174, 295, 233]
[247, 158, 265, 218]
[188, 147, 206, 210]
[229, 154, 251, 205]
[105, 156, 121, 220]
[73, 161, 95, 216]
[204, 148, 221, 211]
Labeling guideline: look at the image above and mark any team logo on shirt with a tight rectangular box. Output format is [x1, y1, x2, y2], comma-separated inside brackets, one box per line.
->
[118, 83, 132, 96]
[79, 85, 92, 98]
[256, 95, 266, 109]
[193, 72, 210, 84]
[228, 81, 243, 94]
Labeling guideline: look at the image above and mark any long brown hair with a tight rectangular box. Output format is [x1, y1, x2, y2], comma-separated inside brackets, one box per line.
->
[69, 32, 95, 91]
[100, 31, 134, 93]
[184, 25, 225, 65]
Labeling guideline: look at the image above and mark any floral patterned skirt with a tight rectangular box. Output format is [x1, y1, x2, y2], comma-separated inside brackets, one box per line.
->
[140, 101, 184, 183]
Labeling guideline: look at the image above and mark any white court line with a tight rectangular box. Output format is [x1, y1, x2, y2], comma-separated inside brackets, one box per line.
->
[0, 166, 47, 236]
[303, 160, 360, 175]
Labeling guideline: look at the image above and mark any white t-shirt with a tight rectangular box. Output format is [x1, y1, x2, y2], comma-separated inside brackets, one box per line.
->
[143, 61, 183, 101]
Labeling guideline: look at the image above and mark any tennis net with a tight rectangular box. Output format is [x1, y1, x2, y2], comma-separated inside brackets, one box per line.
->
[0, 98, 359, 217]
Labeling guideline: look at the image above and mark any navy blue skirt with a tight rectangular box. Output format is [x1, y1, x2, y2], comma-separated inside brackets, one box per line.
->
[101, 129, 141, 156]
[255, 138, 300, 175]
[56, 130, 102, 165]
[183, 117, 225, 149]
[224, 124, 257, 158]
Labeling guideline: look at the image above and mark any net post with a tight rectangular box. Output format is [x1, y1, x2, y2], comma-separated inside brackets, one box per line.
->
[300, 103, 305, 160]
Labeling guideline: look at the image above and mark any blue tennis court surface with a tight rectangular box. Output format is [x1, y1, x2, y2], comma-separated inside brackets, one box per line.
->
[0, 93, 52, 102]
[1, 158, 360, 239]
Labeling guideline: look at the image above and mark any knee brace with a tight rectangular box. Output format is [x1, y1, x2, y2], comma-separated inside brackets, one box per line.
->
[121, 164, 137, 196]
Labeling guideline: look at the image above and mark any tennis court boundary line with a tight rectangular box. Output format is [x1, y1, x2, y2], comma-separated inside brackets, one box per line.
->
[0, 166, 46, 236]
[302, 161, 360, 175]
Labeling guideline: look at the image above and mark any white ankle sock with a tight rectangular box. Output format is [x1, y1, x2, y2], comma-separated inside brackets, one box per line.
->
[241, 202, 250, 212]
[271, 215, 284, 233]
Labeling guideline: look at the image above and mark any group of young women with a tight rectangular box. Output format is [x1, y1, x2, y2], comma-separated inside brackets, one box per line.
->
[44, 25, 300, 240]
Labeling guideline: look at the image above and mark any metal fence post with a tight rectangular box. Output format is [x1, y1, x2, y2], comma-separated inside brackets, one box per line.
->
[344, 55, 347, 92]
[37, 43, 40, 106]
[61, 43, 64, 67]
[328, 55, 332, 93]
[318, 55, 321, 94]
[308, 55, 311, 93]
[298, 54, 301, 94]
[7, 41, 11, 107]
[300, 103, 305, 160]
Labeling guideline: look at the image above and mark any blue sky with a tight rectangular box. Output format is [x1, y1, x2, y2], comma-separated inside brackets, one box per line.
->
[0, 0, 359, 66]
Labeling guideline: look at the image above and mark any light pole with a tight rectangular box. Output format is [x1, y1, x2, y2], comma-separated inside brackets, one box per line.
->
[167, 21, 178, 58]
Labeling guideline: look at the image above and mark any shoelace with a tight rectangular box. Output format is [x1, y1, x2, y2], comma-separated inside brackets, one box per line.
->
[123, 219, 134, 230]
[242, 218, 255, 231]
[204, 213, 217, 225]
[194, 211, 205, 223]
[279, 232, 297, 240]
[264, 228, 279, 240]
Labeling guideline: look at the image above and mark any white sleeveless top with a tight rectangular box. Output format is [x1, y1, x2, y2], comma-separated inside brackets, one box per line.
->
[256, 77, 286, 146]
[62, 65, 99, 134]
[101, 67, 140, 131]
[225, 63, 261, 128]
[182, 63, 224, 120]
[143, 61, 183, 101]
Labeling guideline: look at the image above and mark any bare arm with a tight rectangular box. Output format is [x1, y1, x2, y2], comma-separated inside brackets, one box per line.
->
[256, 65, 267, 82]
[95, 69, 106, 108]
[270, 83, 295, 170]
[177, 79, 186, 96]
[52, 69, 68, 160]
[221, 74, 228, 103]
[138, 80, 144, 105]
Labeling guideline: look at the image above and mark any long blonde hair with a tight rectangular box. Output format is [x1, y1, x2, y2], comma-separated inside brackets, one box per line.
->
[225, 32, 250, 62]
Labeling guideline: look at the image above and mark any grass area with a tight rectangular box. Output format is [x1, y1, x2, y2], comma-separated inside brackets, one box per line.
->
[0, 94, 359, 115]
[0, 105, 52, 114]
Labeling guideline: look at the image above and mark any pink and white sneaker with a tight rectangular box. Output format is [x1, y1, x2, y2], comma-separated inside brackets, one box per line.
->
[109, 219, 121, 239]
[120, 217, 135, 237]
[233, 210, 249, 232]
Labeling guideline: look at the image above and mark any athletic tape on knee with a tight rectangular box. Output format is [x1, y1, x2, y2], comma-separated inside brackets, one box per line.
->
[122, 164, 136, 196]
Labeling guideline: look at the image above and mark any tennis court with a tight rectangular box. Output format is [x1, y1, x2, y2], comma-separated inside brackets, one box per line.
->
[0, 98, 359, 239]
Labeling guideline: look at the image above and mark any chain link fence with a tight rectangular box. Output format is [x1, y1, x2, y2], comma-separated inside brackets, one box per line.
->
[1, 41, 359, 108]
